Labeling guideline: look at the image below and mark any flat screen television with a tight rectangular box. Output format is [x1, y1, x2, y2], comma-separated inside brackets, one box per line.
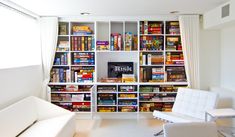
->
[108, 62, 134, 78]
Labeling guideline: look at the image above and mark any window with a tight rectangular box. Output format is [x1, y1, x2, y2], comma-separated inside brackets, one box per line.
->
[0, 6, 41, 69]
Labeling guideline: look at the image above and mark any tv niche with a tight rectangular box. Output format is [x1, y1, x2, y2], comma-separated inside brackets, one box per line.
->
[108, 62, 134, 78]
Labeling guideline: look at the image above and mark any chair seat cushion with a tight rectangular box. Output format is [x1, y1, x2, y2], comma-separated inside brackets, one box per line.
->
[153, 110, 203, 123]
[19, 114, 75, 137]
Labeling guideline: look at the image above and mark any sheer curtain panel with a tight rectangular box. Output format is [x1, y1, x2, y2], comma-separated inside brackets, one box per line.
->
[40, 17, 58, 100]
[179, 15, 200, 89]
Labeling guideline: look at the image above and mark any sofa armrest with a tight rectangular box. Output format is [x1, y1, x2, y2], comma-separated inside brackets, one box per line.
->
[32, 96, 74, 120]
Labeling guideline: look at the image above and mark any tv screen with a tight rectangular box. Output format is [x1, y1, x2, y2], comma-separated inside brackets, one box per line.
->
[108, 62, 134, 78]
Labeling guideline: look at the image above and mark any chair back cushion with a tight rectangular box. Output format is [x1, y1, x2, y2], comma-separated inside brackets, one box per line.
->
[0, 96, 37, 137]
[172, 88, 218, 120]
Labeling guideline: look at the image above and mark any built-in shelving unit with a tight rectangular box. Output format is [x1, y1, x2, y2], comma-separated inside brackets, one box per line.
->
[49, 19, 188, 118]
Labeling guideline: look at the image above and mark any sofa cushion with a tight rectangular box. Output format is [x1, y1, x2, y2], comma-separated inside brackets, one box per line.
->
[19, 113, 75, 137]
[153, 110, 203, 123]
[0, 97, 37, 137]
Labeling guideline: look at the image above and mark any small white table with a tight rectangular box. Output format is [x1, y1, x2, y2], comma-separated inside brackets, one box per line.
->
[205, 108, 235, 122]
[205, 108, 235, 137]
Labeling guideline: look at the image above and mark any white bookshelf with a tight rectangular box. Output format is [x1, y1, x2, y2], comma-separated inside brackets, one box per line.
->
[49, 19, 188, 118]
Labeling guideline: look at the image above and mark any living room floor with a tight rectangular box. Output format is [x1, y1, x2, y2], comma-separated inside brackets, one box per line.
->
[75, 119, 164, 137]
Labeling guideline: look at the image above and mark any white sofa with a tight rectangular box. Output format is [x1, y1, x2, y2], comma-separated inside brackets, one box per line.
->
[163, 122, 218, 137]
[153, 88, 218, 122]
[0, 96, 76, 137]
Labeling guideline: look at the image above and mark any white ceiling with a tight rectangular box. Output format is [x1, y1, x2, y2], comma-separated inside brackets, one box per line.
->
[9, 0, 228, 16]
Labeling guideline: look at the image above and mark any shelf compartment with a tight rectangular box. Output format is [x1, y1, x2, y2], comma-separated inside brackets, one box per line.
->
[97, 85, 117, 92]
[140, 35, 164, 51]
[97, 106, 117, 112]
[118, 93, 137, 99]
[118, 85, 137, 92]
[166, 21, 180, 35]
[59, 22, 69, 35]
[70, 22, 94, 35]
[96, 21, 110, 51]
[140, 52, 164, 66]
[53, 102, 91, 112]
[71, 36, 94, 51]
[110, 21, 124, 51]
[118, 106, 137, 112]
[139, 92, 176, 102]
[139, 102, 173, 112]
[97, 93, 117, 106]
[166, 52, 184, 65]
[139, 21, 164, 35]
[118, 99, 137, 106]
[57, 36, 69, 52]
[165, 66, 187, 82]
[51, 93, 91, 102]
[140, 66, 164, 82]
[54, 52, 69, 65]
[71, 66, 95, 83]
[124, 21, 138, 51]
[71, 52, 95, 65]
[50, 66, 70, 83]
[166, 36, 182, 51]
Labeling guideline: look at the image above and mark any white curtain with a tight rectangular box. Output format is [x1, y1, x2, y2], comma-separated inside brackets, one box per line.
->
[40, 17, 58, 100]
[179, 15, 200, 89]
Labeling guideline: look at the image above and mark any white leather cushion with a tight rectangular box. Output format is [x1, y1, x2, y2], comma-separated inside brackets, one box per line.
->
[163, 122, 218, 137]
[172, 88, 218, 120]
[153, 110, 203, 123]
[19, 113, 76, 137]
[0, 97, 37, 137]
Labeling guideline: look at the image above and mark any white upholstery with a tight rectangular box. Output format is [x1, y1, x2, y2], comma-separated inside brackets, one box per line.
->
[0, 96, 76, 137]
[153, 88, 218, 123]
[163, 122, 218, 137]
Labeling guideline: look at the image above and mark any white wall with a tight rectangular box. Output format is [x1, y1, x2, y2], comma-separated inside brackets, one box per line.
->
[199, 22, 221, 90]
[0, 65, 43, 110]
[220, 25, 235, 91]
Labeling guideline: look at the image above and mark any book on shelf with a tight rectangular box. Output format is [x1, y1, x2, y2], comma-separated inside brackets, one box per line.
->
[96, 41, 109, 50]
[125, 32, 138, 51]
[166, 21, 180, 35]
[59, 23, 68, 35]
[97, 106, 116, 112]
[110, 33, 122, 51]
[166, 52, 184, 65]
[151, 67, 164, 82]
[50, 68, 70, 83]
[139, 86, 160, 93]
[71, 36, 94, 51]
[118, 106, 137, 112]
[54, 53, 69, 65]
[72, 25, 93, 35]
[118, 100, 137, 105]
[121, 74, 136, 83]
[97, 86, 116, 92]
[140, 21, 163, 34]
[50, 85, 92, 92]
[119, 85, 136, 92]
[72, 52, 95, 65]
[166, 36, 182, 51]
[97, 93, 116, 105]
[166, 66, 187, 82]
[57, 40, 69, 51]
[73, 102, 91, 112]
[140, 35, 164, 51]
[119, 93, 136, 98]
[71, 66, 95, 83]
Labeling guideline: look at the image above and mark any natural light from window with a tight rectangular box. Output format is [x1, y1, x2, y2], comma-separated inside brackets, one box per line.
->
[0, 6, 41, 69]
